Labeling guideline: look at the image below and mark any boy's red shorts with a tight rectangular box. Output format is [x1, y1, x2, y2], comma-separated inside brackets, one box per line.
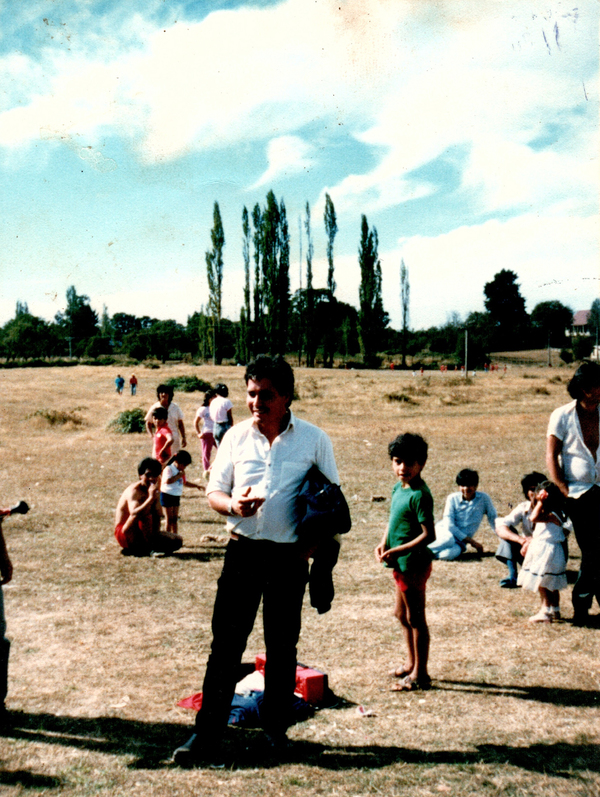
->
[393, 563, 432, 592]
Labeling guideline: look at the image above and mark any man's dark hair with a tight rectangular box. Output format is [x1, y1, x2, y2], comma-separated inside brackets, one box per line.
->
[152, 406, 168, 421]
[156, 383, 174, 401]
[567, 361, 600, 401]
[244, 355, 295, 403]
[138, 457, 162, 477]
[388, 432, 428, 465]
[456, 468, 479, 487]
[521, 471, 547, 497]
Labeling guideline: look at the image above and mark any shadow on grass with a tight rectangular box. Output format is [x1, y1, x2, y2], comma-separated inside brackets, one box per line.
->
[437, 679, 599, 709]
[170, 550, 226, 562]
[0, 769, 63, 789]
[2, 707, 598, 775]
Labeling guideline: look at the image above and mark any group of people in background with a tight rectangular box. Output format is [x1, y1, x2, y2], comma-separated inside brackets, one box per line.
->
[113, 381, 235, 557]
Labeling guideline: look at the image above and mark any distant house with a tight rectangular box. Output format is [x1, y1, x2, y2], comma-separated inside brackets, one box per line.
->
[570, 309, 591, 337]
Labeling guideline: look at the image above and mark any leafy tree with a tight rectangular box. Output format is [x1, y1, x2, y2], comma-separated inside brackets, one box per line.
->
[588, 298, 600, 342]
[531, 300, 572, 348]
[358, 215, 388, 364]
[206, 201, 225, 364]
[483, 270, 529, 351]
[400, 259, 410, 367]
[2, 312, 59, 359]
[55, 286, 99, 356]
[112, 312, 141, 345]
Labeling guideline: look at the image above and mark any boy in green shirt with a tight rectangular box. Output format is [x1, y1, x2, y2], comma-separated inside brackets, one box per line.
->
[375, 433, 435, 691]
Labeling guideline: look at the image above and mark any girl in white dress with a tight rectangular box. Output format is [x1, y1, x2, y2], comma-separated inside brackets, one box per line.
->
[518, 481, 568, 623]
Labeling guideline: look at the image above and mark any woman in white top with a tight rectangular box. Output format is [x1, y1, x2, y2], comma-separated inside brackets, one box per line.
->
[210, 383, 234, 446]
[546, 361, 600, 626]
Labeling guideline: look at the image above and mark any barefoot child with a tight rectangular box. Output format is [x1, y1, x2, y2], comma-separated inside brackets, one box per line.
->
[375, 433, 436, 691]
[518, 481, 568, 623]
[114, 458, 182, 556]
[160, 451, 204, 538]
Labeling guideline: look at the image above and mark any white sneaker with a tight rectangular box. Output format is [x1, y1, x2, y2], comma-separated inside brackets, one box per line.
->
[529, 608, 553, 623]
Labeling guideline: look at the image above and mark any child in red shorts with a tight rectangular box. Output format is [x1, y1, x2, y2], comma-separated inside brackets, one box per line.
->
[375, 433, 435, 692]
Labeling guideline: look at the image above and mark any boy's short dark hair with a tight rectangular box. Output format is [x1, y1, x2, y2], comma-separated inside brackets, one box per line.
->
[156, 384, 174, 400]
[521, 471, 547, 497]
[174, 450, 192, 466]
[456, 468, 479, 487]
[214, 383, 229, 397]
[245, 355, 295, 404]
[138, 457, 162, 477]
[388, 433, 428, 465]
[152, 407, 168, 421]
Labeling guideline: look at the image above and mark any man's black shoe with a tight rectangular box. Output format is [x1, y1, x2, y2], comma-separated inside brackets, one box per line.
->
[173, 734, 200, 767]
[572, 612, 590, 627]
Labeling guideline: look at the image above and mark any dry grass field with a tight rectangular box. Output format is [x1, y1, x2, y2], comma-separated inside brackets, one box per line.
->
[0, 362, 598, 797]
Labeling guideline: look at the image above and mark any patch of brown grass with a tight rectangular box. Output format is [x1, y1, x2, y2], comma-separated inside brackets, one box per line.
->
[0, 363, 598, 796]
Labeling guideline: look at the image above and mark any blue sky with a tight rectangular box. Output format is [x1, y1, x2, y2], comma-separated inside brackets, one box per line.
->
[0, 0, 598, 332]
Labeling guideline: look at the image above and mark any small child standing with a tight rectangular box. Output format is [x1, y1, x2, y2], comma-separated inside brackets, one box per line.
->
[194, 389, 216, 477]
[495, 471, 547, 588]
[375, 433, 436, 691]
[517, 481, 568, 623]
[152, 407, 174, 466]
[160, 451, 204, 538]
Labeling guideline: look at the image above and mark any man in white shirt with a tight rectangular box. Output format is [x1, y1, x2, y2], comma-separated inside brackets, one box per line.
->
[173, 355, 339, 766]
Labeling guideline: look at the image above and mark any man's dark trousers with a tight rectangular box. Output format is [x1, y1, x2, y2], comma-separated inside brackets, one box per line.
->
[568, 485, 600, 616]
[194, 535, 309, 741]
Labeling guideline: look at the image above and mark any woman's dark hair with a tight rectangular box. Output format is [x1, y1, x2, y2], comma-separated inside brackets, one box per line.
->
[244, 355, 295, 403]
[388, 433, 428, 465]
[567, 361, 600, 401]
[456, 468, 479, 487]
[156, 384, 174, 401]
[521, 471, 547, 497]
[203, 389, 216, 407]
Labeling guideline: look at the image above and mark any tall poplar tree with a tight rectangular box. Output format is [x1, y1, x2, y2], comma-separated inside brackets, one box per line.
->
[323, 193, 338, 367]
[240, 206, 252, 362]
[358, 215, 388, 364]
[252, 203, 264, 354]
[206, 201, 225, 364]
[304, 201, 315, 367]
[400, 258, 410, 368]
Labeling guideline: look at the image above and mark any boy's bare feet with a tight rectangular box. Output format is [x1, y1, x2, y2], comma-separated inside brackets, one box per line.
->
[390, 675, 431, 692]
[388, 665, 413, 678]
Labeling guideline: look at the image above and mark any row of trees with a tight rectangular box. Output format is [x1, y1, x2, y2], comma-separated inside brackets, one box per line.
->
[1, 185, 597, 366]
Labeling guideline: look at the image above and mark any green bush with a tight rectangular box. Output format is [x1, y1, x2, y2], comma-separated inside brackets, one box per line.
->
[108, 408, 146, 434]
[164, 375, 212, 393]
[559, 349, 573, 365]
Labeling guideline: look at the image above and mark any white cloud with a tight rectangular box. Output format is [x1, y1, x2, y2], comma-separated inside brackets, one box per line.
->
[251, 135, 315, 189]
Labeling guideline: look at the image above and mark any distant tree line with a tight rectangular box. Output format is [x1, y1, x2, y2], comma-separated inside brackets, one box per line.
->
[1, 189, 597, 368]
